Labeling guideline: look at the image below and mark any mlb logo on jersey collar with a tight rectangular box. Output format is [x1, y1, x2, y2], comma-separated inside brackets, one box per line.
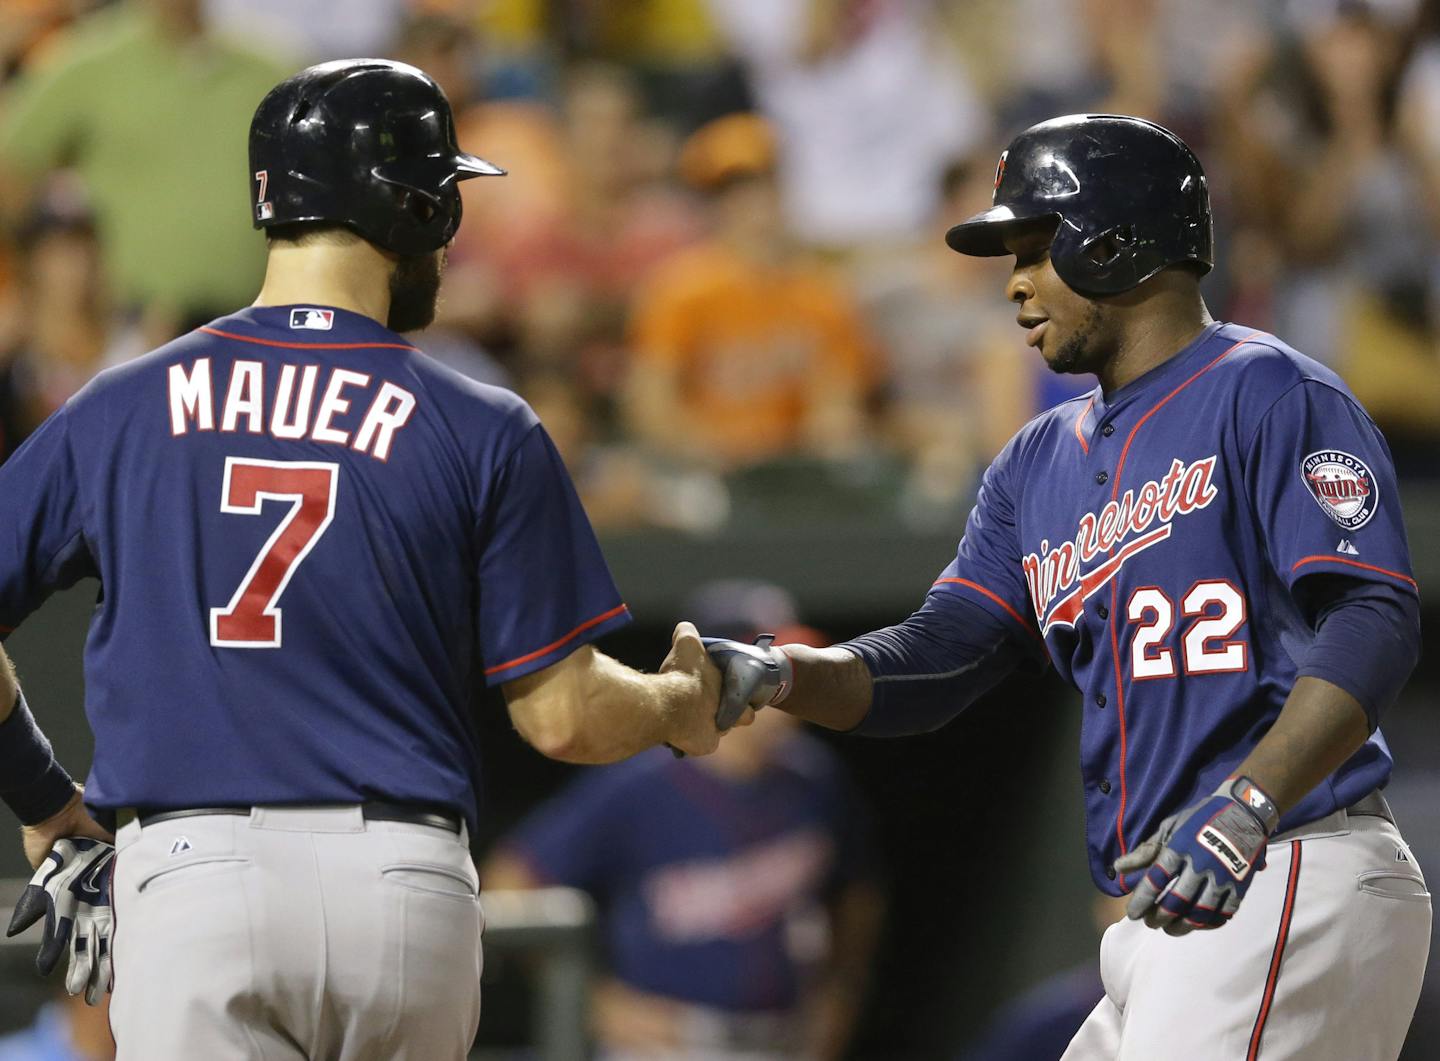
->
[290, 308, 335, 331]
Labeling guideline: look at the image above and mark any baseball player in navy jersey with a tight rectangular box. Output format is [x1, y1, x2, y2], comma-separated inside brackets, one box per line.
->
[702, 114, 1430, 1059]
[0, 59, 733, 1059]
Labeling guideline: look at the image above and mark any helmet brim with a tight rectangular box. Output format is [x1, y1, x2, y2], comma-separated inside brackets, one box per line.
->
[945, 206, 1057, 257]
[454, 152, 506, 178]
[374, 153, 506, 194]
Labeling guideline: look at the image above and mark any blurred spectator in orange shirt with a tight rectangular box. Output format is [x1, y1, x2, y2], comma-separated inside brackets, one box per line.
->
[625, 113, 878, 471]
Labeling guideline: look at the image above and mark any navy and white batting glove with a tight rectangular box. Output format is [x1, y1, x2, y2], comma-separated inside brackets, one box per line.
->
[6, 837, 116, 1004]
[701, 634, 794, 730]
[1113, 776, 1279, 936]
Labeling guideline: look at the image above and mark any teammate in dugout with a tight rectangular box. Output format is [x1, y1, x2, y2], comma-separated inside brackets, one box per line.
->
[0, 60, 737, 1059]
[702, 115, 1431, 1060]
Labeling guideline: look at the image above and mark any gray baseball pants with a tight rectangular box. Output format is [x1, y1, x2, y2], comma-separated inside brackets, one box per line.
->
[109, 805, 484, 1060]
[1062, 805, 1430, 1060]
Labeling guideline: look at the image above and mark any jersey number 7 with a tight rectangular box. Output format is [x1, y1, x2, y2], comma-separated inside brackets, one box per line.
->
[209, 458, 339, 648]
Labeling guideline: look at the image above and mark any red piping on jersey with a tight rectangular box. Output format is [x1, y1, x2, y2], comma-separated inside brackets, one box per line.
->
[1291, 555, 1417, 590]
[1074, 396, 1095, 455]
[1105, 330, 1262, 857]
[1248, 840, 1302, 1060]
[933, 577, 1044, 645]
[1110, 332, 1262, 492]
[197, 326, 418, 352]
[483, 603, 631, 677]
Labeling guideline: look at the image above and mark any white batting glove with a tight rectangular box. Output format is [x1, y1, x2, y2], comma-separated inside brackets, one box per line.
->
[6, 836, 116, 1004]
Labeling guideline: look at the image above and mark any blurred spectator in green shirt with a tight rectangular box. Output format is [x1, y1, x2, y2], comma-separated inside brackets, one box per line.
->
[0, 0, 288, 330]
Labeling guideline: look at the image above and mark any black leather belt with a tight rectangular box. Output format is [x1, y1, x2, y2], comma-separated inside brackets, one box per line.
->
[116, 801, 462, 834]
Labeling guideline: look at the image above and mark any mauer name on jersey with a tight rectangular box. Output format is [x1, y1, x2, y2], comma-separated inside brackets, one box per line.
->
[1024, 455, 1219, 634]
[167, 358, 416, 461]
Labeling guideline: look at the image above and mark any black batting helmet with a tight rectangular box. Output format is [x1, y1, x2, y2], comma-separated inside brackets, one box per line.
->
[248, 59, 504, 256]
[945, 114, 1212, 297]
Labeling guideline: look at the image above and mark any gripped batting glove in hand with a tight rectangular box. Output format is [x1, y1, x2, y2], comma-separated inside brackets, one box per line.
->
[6, 837, 116, 1004]
[701, 634, 794, 730]
[1113, 776, 1279, 936]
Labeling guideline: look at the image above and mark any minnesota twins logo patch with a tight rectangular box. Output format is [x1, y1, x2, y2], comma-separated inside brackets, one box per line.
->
[1302, 450, 1377, 530]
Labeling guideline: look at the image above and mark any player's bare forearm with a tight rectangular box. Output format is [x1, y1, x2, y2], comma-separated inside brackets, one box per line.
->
[504, 648, 673, 762]
[774, 645, 873, 731]
[1233, 676, 1371, 815]
[503, 624, 723, 762]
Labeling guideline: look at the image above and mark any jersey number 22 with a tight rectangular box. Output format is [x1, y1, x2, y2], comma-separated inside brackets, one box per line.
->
[1126, 580, 1248, 679]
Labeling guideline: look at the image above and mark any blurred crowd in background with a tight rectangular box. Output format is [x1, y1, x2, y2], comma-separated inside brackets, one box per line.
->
[3, 0, 1440, 535]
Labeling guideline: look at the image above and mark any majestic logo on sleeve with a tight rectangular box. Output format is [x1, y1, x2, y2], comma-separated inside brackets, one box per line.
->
[1024, 456, 1219, 635]
[1302, 450, 1377, 530]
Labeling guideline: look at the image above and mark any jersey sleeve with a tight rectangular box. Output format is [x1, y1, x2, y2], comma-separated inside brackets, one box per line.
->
[476, 422, 631, 685]
[1244, 380, 1417, 597]
[930, 455, 1046, 656]
[0, 405, 96, 636]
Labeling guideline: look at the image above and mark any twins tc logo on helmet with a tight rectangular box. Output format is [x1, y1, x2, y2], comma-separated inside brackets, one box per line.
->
[1302, 450, 1377, 530]
[993, 151, 1008, 196]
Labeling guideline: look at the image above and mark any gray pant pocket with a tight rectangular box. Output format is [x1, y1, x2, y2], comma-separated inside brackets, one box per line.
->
[136, 855, 251, 893]
[1357, 869, 1431, 903]
[381, 862, 478, 901]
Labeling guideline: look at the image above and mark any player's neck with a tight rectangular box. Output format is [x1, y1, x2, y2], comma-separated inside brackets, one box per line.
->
[1098, 292, 1214, 394]
[253, 242, 393, 327]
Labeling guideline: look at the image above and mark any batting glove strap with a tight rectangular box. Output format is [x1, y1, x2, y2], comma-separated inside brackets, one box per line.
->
[701, 634, 795, 730]
[6, 837, 116, 1005]
[1222, 775, 1280, 835]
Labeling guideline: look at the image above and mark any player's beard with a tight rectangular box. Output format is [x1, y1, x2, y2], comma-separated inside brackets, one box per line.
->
[1045, 302, 1111, 376]
[387, 248, 446, 334]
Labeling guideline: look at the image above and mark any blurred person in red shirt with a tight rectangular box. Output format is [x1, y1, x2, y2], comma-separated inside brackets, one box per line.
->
[624, 113, 878, 472]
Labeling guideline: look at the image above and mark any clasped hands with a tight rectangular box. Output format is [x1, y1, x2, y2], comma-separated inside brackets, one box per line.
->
[659, 624, 793, 756]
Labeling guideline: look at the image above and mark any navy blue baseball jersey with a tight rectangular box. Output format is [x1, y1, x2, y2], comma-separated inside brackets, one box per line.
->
[0, 305, 631, 830]
[931, 322, 1415, 894]
[506, 738, 875, 1012]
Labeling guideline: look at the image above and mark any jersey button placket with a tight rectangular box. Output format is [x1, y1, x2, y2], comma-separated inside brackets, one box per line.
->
[1101, 423, 1115, 437]
[1095, 693, 1107, 708]
[1094, 471, 1108, 485]
[1099, 779, 1112, 794]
